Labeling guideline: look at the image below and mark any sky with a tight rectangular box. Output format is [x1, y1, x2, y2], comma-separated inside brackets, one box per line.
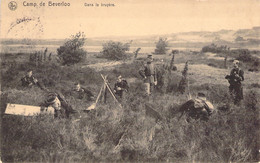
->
[0, 0, 260, 39]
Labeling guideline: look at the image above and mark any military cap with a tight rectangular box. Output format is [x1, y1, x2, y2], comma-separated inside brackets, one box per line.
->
[74, 82, 80, 86]
[27, 69, 33, 72]
[198, 92, 206, 97]
[147, 54, 153, 62]
[197, 92, 206, 100]
[233, 60, 239, 64]
[46, 92, 58, 104]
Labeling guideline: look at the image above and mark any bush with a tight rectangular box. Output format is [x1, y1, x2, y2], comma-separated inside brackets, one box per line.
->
[201, 44, 228, 53]
[234, 49, 257, 63]
[101, 41, 130, 60]
[57, 32, 87, 65]
[154, 38, 169, 55]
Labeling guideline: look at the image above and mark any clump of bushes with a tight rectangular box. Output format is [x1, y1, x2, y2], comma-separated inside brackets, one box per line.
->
[154, 37, 169, 55]
[57, 32, 87, 65]
[230, 49, 259, 71]
[101, 41, 131, 60]
[201, 44, 229, 53]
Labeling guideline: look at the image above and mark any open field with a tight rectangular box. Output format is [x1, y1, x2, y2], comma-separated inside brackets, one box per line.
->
[0, 45, 260, 162]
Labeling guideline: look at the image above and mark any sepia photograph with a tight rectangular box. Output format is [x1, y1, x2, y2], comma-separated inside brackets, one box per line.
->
[0, 0, 260, 162]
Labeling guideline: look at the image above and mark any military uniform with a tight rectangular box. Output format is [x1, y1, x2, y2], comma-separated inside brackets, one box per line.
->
[21, 75, 44, 90]
[114, 78, 129, 98]
[71, 87, 94, 101]
[42, 92, 77, 118]
[179, 93, 214, 122]
[139, 55, 157, 95]
[225, 65, 244, 105]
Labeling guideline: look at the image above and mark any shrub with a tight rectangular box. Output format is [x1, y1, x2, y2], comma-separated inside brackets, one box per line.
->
[101, 41, 130, 60]
[234, 50, 258, 63]
[201, 44, 228, 53]
[154, 38, 169, 55]
[57, 32, 87, 65]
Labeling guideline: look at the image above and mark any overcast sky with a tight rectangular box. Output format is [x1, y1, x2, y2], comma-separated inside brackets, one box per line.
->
[1, 0, 260, 39]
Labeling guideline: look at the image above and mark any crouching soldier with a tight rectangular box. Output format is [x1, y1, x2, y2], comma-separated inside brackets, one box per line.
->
[71, 83, 94, 101]
[225, 60, 244, 105]
[42, 92, 78, 118]
[21, 69, 45, 90]
[114, 75, 129, 99]
[179, 92, 214, 122]
[139, 55, 158, 95]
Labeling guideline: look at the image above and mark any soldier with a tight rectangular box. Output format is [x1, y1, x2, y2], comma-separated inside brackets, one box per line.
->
[21, 70, 45, 90]
[225, 60, 244, 105]
[114, 75, 129, 99]
[42, 92, 77, 118]
[139, 54, 158, 95]
[71, 83, 94, 101]
[179, 92, 214, 122]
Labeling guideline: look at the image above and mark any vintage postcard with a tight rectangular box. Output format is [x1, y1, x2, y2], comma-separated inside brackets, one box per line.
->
[0, 0, 260, 162]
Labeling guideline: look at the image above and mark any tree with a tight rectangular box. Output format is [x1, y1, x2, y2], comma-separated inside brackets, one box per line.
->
[57, 32, 87, 65]
[154, 37, 169, 55]
[101, 41, 130, 60]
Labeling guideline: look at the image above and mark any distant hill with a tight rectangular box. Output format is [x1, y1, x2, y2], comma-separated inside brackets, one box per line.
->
[1, 27, 259, 49]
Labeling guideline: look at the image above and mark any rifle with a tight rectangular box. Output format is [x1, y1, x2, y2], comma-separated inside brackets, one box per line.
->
[101, 74, 122, 108]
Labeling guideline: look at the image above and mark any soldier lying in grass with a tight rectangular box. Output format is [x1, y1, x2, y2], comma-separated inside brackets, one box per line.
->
[70, 83, 94, 101]
[41, 92, 78, 118]
[178, 92, 214, 122]
[21, 69, 45, 90]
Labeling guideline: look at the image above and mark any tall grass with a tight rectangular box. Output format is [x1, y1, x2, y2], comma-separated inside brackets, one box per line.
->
[1, 53, 259, 162]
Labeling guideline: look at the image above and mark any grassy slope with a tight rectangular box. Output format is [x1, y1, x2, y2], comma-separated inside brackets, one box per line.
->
[0, 51, 259, 162]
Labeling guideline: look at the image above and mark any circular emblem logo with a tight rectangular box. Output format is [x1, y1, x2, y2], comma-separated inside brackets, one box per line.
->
[8, 1, 17, 11]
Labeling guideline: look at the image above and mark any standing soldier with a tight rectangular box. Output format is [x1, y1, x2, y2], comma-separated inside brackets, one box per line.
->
[225, 60, 244, 105]
[114, 75, 129, 99]
[139, 54, 158, 95]
[21, 69, 45, 90]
